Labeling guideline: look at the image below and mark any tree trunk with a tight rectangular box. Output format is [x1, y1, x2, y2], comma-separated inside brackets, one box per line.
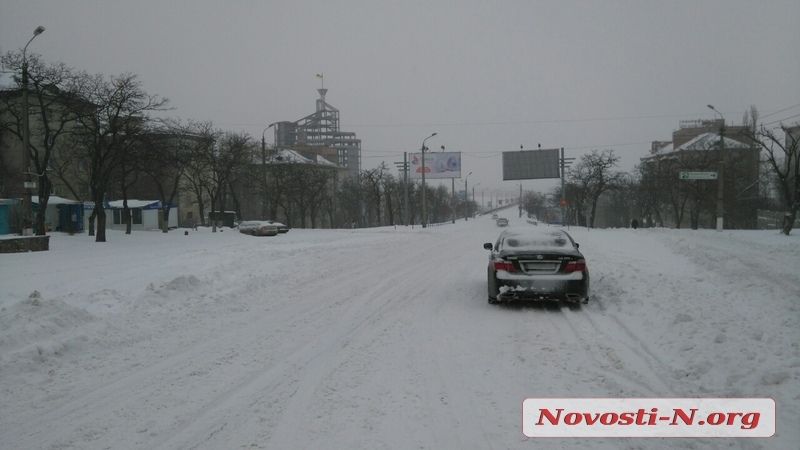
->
[161, 205, 171, 233]
[94, 204, 107, 242]
[781, 208, 797, 236]
[88, 210, 96, 236]
[35, 178, 52, 235]
[124, 207, 132, 234]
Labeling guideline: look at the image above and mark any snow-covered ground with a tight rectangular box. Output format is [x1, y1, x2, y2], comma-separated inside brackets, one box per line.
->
[1, 214, 798, 449]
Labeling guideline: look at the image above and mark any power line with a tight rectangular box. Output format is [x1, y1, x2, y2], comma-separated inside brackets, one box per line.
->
[760, 103, 800, 120]
[762, 113, 800, 127]
[218, 105, 800, 130]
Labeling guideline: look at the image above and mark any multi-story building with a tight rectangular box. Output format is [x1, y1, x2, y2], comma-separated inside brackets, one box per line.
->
[272, 87, 361, 176]
[641, 119, 760, 229]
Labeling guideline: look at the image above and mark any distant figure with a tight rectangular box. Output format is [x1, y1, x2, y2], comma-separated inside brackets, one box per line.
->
[631, 219, 639, 230]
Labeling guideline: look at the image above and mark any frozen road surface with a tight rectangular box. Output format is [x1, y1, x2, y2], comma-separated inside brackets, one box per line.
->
[1, 216, 798, 449]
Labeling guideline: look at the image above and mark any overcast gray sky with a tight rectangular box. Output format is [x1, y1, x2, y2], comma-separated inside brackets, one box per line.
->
[3, 0, 799, 197]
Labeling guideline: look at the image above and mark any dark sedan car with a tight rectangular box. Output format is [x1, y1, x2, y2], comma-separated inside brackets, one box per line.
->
[483, 227, 589, 305]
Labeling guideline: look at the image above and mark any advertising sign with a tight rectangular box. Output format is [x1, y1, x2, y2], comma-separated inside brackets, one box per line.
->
[502, 148, 560, 180]
[409, 152, 461, 179]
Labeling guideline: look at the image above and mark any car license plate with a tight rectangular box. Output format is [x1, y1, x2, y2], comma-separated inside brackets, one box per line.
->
[523, 261, 558, 272]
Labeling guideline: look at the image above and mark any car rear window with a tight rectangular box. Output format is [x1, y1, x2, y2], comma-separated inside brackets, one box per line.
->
[502, 233, 569, 249]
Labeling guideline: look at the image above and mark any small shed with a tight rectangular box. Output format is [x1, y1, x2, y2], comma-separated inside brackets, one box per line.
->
[106, 200, 179, 231]
[0, 198, 20, 235]
[32, 196, 84, 233]
[206, 211, 238, 228]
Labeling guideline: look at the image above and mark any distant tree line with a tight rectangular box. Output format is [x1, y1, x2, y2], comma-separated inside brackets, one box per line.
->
[0, 52, 479, 240]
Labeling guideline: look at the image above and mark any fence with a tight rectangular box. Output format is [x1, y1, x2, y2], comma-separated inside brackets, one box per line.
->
[757, 209, 786, 230]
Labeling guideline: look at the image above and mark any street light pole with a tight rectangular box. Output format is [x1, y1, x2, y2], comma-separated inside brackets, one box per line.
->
[21, 25, 45, 236]
[261, 124, 275, 219]
[463, 172, 472, 221]
[420, 132, 436, 228]
[404, 152, 409, 225]
[707, 104, 725, 232]
[472, 183, 480, 215]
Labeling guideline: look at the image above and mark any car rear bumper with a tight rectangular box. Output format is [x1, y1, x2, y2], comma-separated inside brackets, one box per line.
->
[493, 278, 588, 303]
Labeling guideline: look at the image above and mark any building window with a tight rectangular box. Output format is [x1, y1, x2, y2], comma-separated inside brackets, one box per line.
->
[113, 209, 143, 225]
[78, 183, 88, 196]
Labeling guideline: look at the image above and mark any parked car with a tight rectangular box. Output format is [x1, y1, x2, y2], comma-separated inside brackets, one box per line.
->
[483, 227, 589, 305]
[266, 220, 290, 233]
[238, 221, 279, 236]
[491, 214, 499, 220]
[496, 217, 509, 227]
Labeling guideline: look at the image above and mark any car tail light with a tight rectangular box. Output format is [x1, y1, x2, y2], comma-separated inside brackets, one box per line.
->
[493, 260, 516, 272]
[564, 259, 586, 273]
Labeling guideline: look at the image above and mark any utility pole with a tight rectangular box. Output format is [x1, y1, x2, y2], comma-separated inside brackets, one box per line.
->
[394, 153, 410, 225]
[708, 105, 725, 231]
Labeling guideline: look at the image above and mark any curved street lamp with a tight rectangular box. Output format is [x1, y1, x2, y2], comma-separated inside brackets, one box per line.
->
[21, 25, 45, 236]
[463, 172, 472, 221]
[707, 104, 725, 232]
[420, 132, 437, 228]
[472, 183, 481, 218]
[261, 123, 277, 219]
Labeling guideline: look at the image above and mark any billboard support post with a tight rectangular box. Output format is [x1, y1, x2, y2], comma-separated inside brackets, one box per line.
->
[561, 147, 566, 227]
[403, 152, 409, 226]
[420, 133, 437, 228]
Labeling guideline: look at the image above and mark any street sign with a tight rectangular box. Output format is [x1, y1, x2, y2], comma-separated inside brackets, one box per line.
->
[679, 171, 718, 180]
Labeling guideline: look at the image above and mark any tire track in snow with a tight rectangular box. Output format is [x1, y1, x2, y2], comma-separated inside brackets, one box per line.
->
[260, 228, 492, 449]
[142, 229, 472, 449]
[5, 233, 430, 450]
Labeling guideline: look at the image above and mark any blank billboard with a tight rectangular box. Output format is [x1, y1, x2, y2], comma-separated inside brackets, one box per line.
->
[502, 149, 560, 180]
[409, 152, 461, 179]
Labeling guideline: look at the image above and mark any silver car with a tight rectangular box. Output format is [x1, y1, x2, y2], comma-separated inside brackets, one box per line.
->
[238, 221, 279, 236]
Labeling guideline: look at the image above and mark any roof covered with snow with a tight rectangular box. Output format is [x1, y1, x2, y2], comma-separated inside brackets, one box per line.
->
[107, 200, 176, 209]
[268, 149, 341, 167]
[676, 133, 751, 151]
[32, 195, 80, 205]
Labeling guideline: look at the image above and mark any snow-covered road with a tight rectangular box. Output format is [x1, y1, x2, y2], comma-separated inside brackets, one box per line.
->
[1, 215, 798, 449]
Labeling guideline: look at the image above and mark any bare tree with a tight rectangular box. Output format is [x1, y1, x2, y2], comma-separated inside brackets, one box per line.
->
[181, 121, 217, 227]
[69, 72, 169, 242]
[199, 130, 253, 232]
[567, 149, 624, 228]
[335, 175, 365, 228]
[137, 119, 200, 232]
[0, 52, 85, 234]
[746, 123, 799, 235]
[363, 162, 389, 226]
